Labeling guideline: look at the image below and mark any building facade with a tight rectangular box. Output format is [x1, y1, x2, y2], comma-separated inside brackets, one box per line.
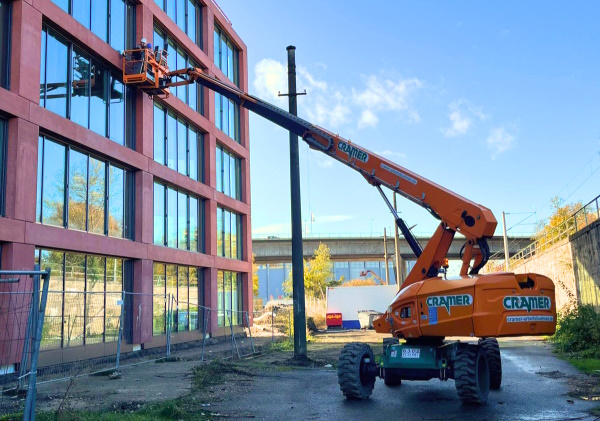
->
[0, 0, 251, 366]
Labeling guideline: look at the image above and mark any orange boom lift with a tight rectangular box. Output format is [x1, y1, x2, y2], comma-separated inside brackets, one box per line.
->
[122, 46, 556, 405]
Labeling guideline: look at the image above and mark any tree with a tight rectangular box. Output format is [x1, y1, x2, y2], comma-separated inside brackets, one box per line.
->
[252, 253, 259, 297]
[534, 196, 594, 245]
[283, 243, 339, 299]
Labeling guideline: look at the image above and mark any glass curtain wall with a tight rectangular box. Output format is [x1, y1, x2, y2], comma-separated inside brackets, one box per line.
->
[40, 26, 135, 147]
[35, 249, 124, 349]
[36, 135, 133, 239]
[51, 0, 134, 51]
[214, 93, 239, 142]
[215, 145, 241, 200]
[153, 102, 204, 181]
[216, 206, 242, 259]
[153, 0, 202, 48]
[153, 28, 203, 115]
[153, 181, 204, 252]
[152, 263, 203, 335]
[217, 270, 242, 327]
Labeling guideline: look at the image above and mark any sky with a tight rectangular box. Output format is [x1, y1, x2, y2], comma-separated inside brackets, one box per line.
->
[219, 1, 600, 239]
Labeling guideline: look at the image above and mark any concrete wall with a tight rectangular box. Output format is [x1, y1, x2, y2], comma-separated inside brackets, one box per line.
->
[511, 238, 577, 311]
[570, 220, 600, 311]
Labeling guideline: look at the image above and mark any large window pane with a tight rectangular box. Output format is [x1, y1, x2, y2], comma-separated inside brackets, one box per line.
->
[86, 256, 105, 345]
[42, 140, 66, 227]
[216, 147, 222, 192]
[177, 266, 188, 331]
[217, 270, 223, 326]
[36, 137, 43, 222]
[214, 28, 220, 65]
[68, 150, 88, 231]
[224, 271, 232, 324]
[167, 112, 177, 170]
[45, 30, 68, 117]
[166, 0, 176, 23]
[217, 207, 223, 256]
[167, 188, 177, 247]
[88, 158, 106, 234]
[91, 0, 108, 42]
[176, 0, 185, 32]
[108, 165, 124, 237]
[109, 77, 125, 145]
[222, 96, 229, 137]
[110, 0, 125, 52]
[189, 129, 198, 181]
[215, 93, 222, 130]
[231, 212, 237, 261]
[227, 41, 234, 82]
[189, 268, 198, 330]
[223, 151, 230, 197]
[154, 104, 165, 165]
[177, 119, 186, 175]
[232, 271, 238, 325]
[224, 210, 231, 258]
[176, 49, 186, 102]
[187, 1, 196, 45]
[71, 50, 90, 128]
[105, 257, 123, 342]
[40, 250, 64, 350]
[177, 192, 188, 249]
[230, 153, 237, 200]
[73, 0, 91, 30]
[228, 100, 236, 140]
[189, 197, 198, 252]
[90, 64, 108, 136]
[153, 263, 166, 335]
[166, 265, 177, 332]
[64, 253, 85, 348]
[39, 30, 46, 106]
[154, 183, 165, 245]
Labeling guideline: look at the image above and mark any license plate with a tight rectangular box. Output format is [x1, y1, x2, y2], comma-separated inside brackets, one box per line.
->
[401, 348, 420, 359]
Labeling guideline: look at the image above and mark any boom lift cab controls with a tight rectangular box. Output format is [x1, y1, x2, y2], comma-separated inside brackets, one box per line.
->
[121, 47, 556, 405]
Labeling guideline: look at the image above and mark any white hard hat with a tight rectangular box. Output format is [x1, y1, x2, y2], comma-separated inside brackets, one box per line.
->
[141, 37, 147, 44]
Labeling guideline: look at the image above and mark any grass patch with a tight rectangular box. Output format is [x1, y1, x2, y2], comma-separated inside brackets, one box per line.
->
[192, 360, 254, 392]
[591, 406, 600, 416]
[549, 305, 600, 373]
[1, 399, 213, 421]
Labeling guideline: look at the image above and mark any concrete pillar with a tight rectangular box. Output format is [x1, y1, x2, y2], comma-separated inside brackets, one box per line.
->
[5, 118, 38, 223]
[10, 0, 42, 103]
[134, 171, 154, 245]
[132, 259, 153, 345]
[204, 267, 219, 334]
[0, 243, 36, 366]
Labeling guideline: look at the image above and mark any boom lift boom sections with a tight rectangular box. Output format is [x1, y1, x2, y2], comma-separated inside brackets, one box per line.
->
[122, 49, 496, 289]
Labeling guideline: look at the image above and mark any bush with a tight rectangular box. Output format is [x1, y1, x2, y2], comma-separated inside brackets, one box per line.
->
[551, 305, 600, 357]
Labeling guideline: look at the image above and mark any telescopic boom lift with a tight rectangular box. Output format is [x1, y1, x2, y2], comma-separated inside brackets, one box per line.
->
[122, 46, 556, 405]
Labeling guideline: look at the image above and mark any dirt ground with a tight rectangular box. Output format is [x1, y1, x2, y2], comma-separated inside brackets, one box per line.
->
[5, 330, 600, 419]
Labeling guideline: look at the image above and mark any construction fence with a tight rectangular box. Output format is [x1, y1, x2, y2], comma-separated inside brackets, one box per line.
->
[0, 284, 276, 419]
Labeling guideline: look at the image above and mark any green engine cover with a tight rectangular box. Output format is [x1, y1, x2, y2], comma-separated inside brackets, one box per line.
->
[383, 344, 445, 370]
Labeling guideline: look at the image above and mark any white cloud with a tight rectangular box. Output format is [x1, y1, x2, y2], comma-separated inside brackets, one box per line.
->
[442, 99, 487, 137]
[252, 222, 290, 235]
[486, 127, 515, 158]
[253, 59, 422, 130]
[377, 150, 407, 159]
[315, 215, 353, 223]
[253, 59, 287, 105]
[352, 75, 422, 128]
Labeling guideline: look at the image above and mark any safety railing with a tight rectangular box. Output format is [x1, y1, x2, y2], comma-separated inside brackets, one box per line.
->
[508, 193, 600, 270]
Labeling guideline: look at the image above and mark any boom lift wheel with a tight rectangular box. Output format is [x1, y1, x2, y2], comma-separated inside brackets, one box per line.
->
[454, 344, 489, 405]
[338, 343, 377, 400]
[381, 337, 402, 387]
[479, 338, 502, 390]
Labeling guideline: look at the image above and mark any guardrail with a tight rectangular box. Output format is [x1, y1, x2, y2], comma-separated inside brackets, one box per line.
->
[252, 232, 533, 240]
[508, 194, 600, 270]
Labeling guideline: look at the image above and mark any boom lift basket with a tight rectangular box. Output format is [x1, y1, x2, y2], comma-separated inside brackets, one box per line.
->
[122, 48, 170, 98]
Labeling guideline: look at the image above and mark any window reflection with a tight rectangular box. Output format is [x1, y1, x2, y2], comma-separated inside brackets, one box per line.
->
[177, 191, 187, 249]
[108, 165, 124, 237]
[68, 150, 88, 231]
[155, 0, 202, 47]
[153, 183, 165, 245]
[217, 271, 242, 326]
[88, 158, 106, 234]
[167, 188, 177, 247]
[41, 139, 66, 227]
[214, 25, 239, 86]
[71, 49, 90, 128]
[217, 206, 242, 260]
[43, 30, 69, 117]
[153, 262, 166, 335]
[177, 266, 189, 331]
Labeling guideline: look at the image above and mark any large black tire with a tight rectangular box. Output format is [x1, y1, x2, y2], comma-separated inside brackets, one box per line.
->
[382, 337, 399, 355]
[454, 344, 490, 405]
[382, 368, 402, 387]
[479, 338, 502, 390]
[338, 343, 376, 400]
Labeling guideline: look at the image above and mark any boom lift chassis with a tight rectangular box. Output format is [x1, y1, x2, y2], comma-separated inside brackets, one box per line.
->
[122, 46, 556, 405]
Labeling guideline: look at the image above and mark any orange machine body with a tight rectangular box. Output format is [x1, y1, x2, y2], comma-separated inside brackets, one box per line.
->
[373, 272, 556, 339]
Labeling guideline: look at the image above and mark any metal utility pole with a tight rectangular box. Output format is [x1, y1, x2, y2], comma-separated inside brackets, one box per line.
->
[280, 46, 307, 359]
[393, 193, 401, 284]
[502, 211, 509, 271]
[383, 228, 389, 285]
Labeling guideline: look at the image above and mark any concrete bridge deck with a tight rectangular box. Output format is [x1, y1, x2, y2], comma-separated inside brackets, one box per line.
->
[252, 235, 533, 263]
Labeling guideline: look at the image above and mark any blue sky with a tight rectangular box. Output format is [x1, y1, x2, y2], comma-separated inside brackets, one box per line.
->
[220, 1, 600, 238]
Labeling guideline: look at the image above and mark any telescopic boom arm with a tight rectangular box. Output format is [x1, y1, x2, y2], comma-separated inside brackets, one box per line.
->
[123, 50, 497, 287]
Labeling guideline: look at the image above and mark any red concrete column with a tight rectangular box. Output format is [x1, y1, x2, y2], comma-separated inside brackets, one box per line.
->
[132, 259, 153, 345]
[134, 171, 154, 245]
[206, 132, 216, 189]
[241, 272, 253, 325]
[134, 3, 155, 159]
[0, 243, 36, 366]
[10, 0, 42, 103]
[204, 267, 218, 334]
[206, 198, 216, 257]
[205, 7, 214, 60]
[5, 118, 38, 222]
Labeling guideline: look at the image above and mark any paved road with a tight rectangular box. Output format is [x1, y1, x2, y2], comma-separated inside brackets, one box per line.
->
[224, 340, 597, 420]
